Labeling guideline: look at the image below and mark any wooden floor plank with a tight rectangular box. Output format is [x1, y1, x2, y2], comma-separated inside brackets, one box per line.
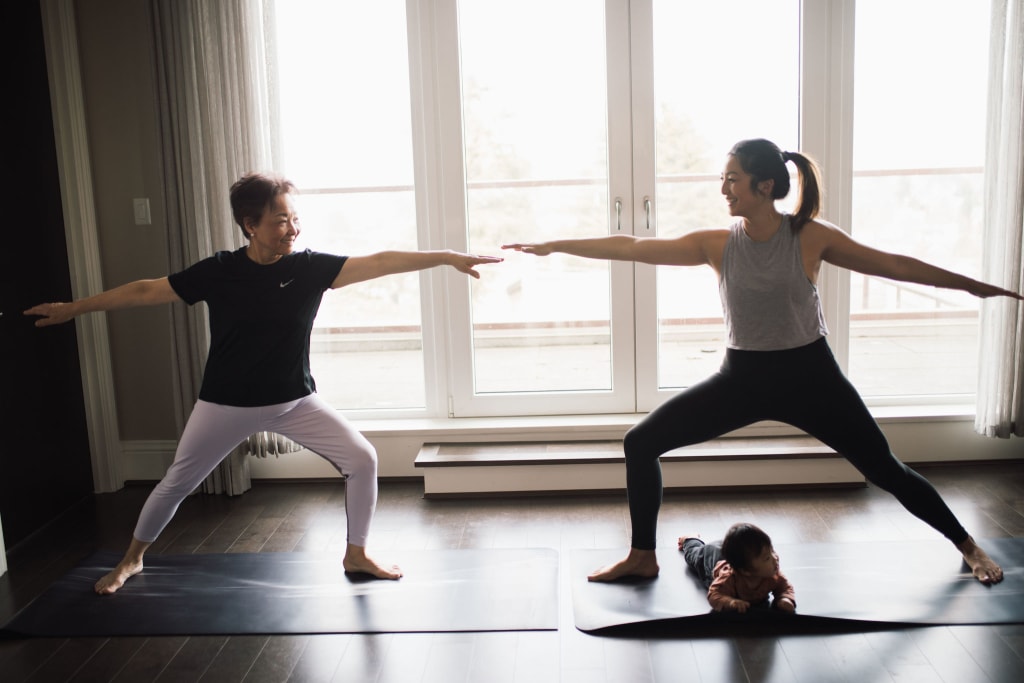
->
[465, 632, 519, 683]
[244, 635, 311, 683]
[369, 634, 432, 683]
[511, 632, 560, 683]
[689, 638, 747, 683]
[863, 630, 940, 683]
[734, 636, 796, 683]
[601, 637, 656, 683]
[68, 637, 148, 682]
[948, 625, 1024, 683]
[20, 637, 108, 682]
[287, 634, 350, 682]
[197, 635, 269, 683]
[156, 636, 229, 682]
[648, 639, 702, 683]
[227, 517, 286, 554]
[332, 634, 391, 682]
[0, 638, 67, 682]
[776, 635, 848, 683]
[996, 623, 1024, 661]
[820, 632, 895, 683]
[420, 633, 476, 683]
[109, 636, 188, 683]
[906, 627, 995, 683]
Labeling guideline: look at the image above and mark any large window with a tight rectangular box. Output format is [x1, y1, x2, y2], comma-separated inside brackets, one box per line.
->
[459, 0, 615, 396]
[271, 0, 424, 411]
[848, 0, 990, 400]
[270, 0, 994, 418]
[649, 0, 800, 394]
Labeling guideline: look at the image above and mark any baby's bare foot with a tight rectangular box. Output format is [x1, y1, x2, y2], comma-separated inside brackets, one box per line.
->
[677, 533, 702, 549]
[588, 549, 659, 582]
[94, 560, 143, 595]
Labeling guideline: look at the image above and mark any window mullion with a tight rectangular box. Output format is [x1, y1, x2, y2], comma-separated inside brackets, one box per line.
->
[406, 0, 455, 417]
[801, 0, 856, 371]
[421, 0, 476, 416]
[627, 0, 661, 413]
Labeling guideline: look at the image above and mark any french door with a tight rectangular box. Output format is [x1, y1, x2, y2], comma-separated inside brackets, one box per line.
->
[441, 0, 802, 416]
[279, 0, 984, 418]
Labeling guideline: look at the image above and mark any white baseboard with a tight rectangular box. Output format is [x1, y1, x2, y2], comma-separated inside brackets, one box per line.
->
[120, 440, 177, 482]
[119, 414, 1023, 485]
[420, 457, 865, 496]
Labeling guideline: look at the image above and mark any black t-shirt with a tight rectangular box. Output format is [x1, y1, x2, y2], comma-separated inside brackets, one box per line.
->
[168, 247, 347, 406]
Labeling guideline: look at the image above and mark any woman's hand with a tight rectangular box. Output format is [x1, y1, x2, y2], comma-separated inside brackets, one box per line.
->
[501, 242, 554, 256]
[24, 302, 76, 327]
[448, 252, 504, 278]
[966, 281, 1024, 300]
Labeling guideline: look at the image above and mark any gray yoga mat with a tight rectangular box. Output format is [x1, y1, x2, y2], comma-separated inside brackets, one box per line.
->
[571, 537, 1024, 632]
[2, 548, 558, 637]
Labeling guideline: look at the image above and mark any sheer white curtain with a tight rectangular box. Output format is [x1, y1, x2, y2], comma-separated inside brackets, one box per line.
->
[152, 0, 299, 495]
[977, 0, 1024, 438]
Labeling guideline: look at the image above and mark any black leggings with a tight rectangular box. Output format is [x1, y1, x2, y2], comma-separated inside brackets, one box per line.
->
[624, 338, 969, 550]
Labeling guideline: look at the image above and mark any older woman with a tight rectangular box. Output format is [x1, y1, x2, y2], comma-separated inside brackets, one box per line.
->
[27, 172, 502, 593]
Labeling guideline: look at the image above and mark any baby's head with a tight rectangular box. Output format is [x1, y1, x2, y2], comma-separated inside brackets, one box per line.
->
[720, 522, 779, 579]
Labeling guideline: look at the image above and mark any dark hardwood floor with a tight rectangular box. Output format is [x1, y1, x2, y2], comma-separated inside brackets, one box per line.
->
[2, 461, 1023, 682]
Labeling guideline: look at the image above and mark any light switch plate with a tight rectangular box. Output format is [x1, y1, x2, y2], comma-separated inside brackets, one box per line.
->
[133, 198, 151, 225]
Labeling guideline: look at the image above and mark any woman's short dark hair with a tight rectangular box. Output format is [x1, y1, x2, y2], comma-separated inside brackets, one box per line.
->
[729, 138, 822, 231]
[229, 172, 297, 239]
[720, 522, 772, 572]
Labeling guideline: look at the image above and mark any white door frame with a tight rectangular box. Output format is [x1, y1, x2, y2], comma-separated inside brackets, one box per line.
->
[40, 0, 123, 493]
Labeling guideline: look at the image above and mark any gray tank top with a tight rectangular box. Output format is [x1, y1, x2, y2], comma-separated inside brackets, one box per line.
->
[719, 215, 828, 351]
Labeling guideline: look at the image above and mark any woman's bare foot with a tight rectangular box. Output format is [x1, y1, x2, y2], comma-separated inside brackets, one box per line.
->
[94, 560, 143, 595]
[588, 548, 659, 582]
[95, 538, 150, 595]
[343, 544, 402, 580]
[957, 536, 1003, 585]
[677, 533, 702, 549]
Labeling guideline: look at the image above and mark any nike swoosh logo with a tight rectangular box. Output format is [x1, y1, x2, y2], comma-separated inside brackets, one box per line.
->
[280, 279, 294, 288]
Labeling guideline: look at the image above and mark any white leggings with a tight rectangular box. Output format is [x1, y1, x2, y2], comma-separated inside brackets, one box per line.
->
[134, 394, 377, 546]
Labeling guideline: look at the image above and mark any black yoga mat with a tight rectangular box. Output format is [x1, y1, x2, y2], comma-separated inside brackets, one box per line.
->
[2, 548, 558, 637]
[572, 537, 1024, 632]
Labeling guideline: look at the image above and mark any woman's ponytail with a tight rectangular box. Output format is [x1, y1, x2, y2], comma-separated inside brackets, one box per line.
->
[783, 151, 822, 231]
[730, 139, 823, 231]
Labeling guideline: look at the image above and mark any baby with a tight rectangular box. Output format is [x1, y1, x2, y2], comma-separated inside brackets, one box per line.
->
[678, 522, 795, 613]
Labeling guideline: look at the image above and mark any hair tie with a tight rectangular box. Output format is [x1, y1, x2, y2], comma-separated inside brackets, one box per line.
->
[781, 151, 790, 162]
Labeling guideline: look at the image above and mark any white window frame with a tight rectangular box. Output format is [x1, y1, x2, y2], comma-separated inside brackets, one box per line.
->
[800, 0, 857, 374]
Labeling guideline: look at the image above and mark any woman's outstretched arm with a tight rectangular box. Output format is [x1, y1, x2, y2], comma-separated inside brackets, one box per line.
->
[502, 230, 726, 268]
[330, 250, 503, 289]
[24, 277, 181, 327]
[810, 221, 1023, 300]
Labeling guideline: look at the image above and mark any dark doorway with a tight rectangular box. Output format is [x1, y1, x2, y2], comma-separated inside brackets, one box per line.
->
[1, 0, 95, 550]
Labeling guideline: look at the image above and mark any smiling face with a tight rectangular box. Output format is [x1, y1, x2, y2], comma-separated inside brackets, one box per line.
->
[721, 155, 774, 218]
[245, 193, 300, 265]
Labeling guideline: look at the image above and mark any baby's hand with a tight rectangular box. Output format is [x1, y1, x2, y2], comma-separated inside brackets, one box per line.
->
[728, 598, 750, 613]
[775, 597, 796, 613]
